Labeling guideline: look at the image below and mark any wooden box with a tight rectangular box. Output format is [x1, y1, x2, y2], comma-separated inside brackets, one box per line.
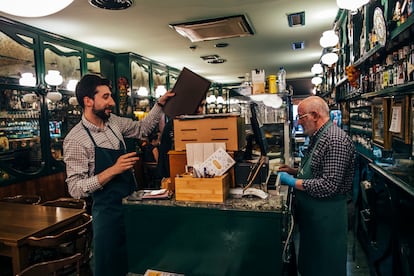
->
[168, 150, 235, 191]
[173, 116, 245, 151]
[175, 173, 231, 203]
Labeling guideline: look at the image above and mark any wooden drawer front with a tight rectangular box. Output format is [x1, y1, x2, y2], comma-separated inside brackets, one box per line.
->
[174, 117, 244, 151]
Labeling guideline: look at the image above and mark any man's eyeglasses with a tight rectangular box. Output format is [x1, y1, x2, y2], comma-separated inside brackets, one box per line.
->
[296, 113, 310, 120]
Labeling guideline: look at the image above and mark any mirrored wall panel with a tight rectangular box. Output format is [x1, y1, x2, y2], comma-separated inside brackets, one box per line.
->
[0, 30, 36, 85]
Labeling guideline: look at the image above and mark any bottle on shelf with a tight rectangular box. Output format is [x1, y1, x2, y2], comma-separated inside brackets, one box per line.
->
[277, 66, 286, 92]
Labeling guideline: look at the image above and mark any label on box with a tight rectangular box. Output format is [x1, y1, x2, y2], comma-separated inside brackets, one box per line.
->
[196, 147, 235, 176]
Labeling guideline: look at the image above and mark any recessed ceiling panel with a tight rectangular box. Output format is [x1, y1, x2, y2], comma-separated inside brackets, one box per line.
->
[170, 14, 254, 42]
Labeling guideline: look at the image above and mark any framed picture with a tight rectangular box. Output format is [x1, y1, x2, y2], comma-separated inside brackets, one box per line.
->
[372, 97, 391, 149]
[389, 96, 405, 141]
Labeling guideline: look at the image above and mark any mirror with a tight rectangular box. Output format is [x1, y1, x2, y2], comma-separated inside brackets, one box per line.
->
[152, 65, 167, 96]
[87, 53, 101, 75]
[131, 60, 150, 93]
[0, 30, 35, 84]
[43, 42, 81, 89]
[168, 70, 179, 89]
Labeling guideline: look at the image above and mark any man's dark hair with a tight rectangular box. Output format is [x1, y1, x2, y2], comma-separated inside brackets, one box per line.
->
[75, 74, 111, 108]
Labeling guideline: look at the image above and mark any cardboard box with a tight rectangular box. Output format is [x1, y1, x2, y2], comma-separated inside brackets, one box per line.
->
[175, 173, 231, 203]
[174, 116, 245, 151]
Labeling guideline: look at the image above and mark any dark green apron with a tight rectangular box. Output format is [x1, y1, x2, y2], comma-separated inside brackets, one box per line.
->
[295, 122, 347, 276]
[84, 125, 136, 276]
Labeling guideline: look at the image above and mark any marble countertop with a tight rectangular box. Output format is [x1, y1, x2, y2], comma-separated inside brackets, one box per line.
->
[123, 188, 289, 213]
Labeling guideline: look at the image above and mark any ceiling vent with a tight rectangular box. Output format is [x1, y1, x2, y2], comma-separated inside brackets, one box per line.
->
[200, 54, 227, 64]
[292, 41, 305, 50]
[89, 0, 134, 10]
[170, 15, 254, 42]
[287, 11, 305, 27]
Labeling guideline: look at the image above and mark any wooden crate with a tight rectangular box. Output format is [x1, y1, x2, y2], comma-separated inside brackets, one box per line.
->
[173, 116, 245, 151]
[175, 173, 231, 203]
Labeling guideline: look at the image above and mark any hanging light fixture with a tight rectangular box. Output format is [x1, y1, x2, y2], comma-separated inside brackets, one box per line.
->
[44, 70, 63, 102]
[155, 85, 167, 98]
[19, 72, 36, 87]
[68, 96, 78, 106]
[0, 0, 74, 17]
[311, 76, 323, 85]
[311, 64, 323, 75]
[321, 52, 339, 66]
[319, 30, 339, 48]
[136, 87, 149, 97]
[45, 70, 63, 87]
[336, 0, 369, 12]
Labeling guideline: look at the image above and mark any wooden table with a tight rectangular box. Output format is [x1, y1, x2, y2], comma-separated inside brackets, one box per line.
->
[0, 202, 85, 274]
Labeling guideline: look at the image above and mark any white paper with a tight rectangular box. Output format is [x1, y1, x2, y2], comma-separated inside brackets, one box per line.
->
[389, 106, 402, 133]
[186, 142, 226, 166]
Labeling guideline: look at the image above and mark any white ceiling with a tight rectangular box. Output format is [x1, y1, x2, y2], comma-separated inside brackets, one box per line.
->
[0, 0, 340, 95]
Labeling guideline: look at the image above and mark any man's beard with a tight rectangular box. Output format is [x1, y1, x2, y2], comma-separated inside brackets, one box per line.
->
[93, 106, 111, 121]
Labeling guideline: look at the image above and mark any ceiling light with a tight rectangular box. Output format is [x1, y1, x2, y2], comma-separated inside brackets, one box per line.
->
[311, 64, 323, 75]
[336, 0, 369, 12]
[311, 76, 323, 85]
[319, 30, 339, 48]
[0, 0, 74, 17]
[170, 15, 254, 43]
[321, 52, 339, 66]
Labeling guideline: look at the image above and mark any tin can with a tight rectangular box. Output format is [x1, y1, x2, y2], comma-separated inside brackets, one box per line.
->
[267, 75, 277, 93]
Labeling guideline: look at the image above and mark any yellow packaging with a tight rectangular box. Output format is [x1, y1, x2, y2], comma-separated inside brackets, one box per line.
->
[267, 75, 277, 94]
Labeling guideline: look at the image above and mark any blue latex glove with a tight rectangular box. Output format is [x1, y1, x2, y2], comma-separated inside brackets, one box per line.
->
[278, 172, 296, 187]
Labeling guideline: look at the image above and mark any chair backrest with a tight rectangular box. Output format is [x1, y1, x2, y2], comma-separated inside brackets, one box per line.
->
[16, 253, 82, 276]
[27, 213, 92, 265]
[42, 197, 86, 209]
[0, 194, 41, 205]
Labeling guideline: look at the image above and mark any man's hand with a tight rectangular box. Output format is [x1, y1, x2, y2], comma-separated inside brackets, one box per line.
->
[157, 91, 175, 106]
[278, 164, 298, 176]
[278, 172, 297, 188]
[112, 152, 139, 175]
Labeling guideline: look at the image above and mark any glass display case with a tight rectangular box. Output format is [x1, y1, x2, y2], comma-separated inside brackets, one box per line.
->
[0, 88, 43, 183]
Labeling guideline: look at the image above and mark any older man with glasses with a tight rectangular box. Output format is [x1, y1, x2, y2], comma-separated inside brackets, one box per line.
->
[278, 96, 356, 276]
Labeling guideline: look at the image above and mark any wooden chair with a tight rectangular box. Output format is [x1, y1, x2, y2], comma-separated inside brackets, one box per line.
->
[16, 253, 82, 276]
[42, 197, 87, 210]
[0, 194, 41, 204]
[26, 213, 93, 273]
